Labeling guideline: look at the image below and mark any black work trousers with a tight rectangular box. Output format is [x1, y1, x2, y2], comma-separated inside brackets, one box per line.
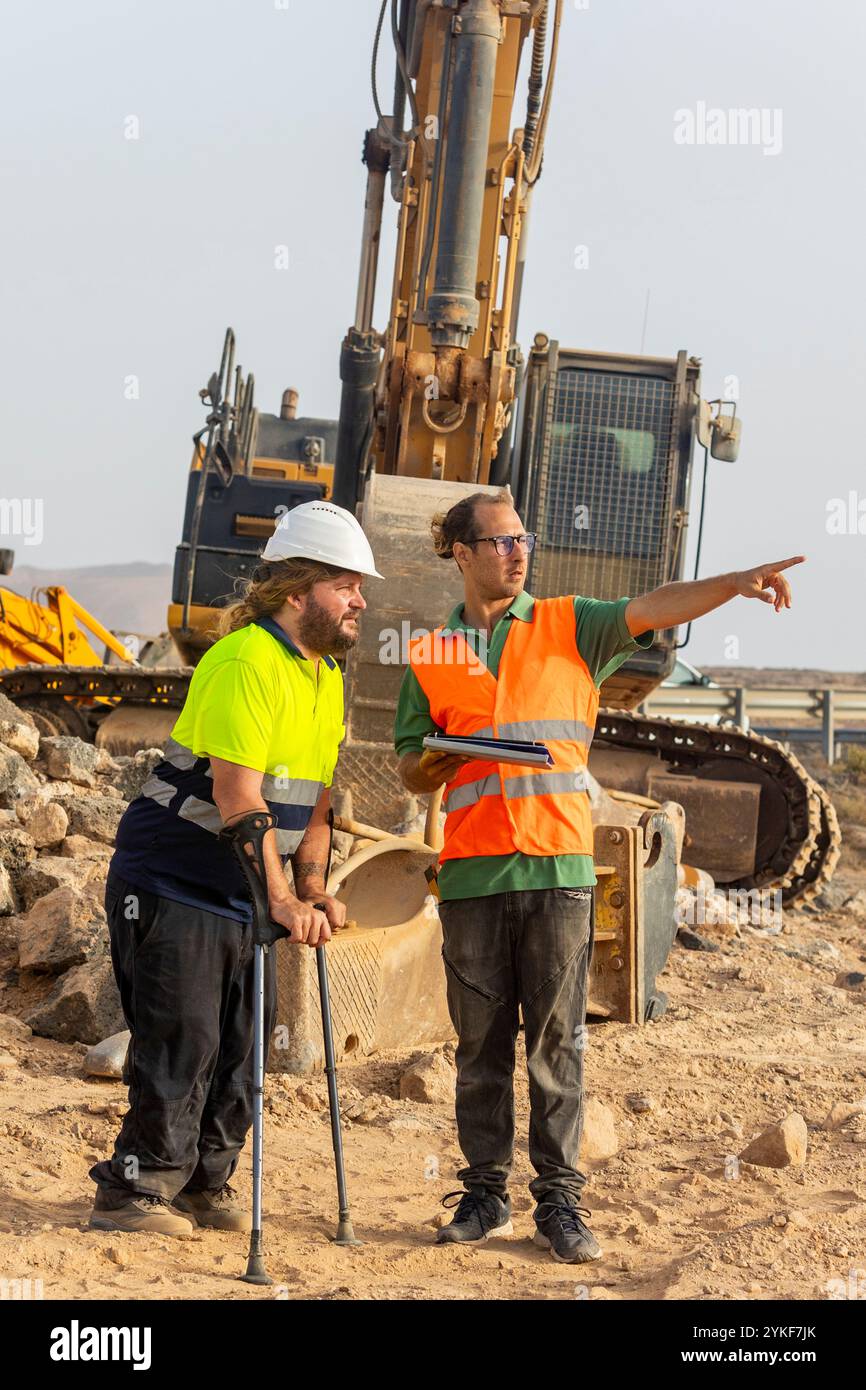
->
[437, 886, 595, 1209]
[89, 873, 276, 1203]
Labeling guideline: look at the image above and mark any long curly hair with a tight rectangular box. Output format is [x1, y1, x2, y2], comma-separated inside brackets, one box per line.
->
[215, 558, 345, 637]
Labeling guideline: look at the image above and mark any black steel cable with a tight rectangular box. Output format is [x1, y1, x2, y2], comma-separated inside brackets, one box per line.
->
[523, 1, 547, 165]
[371, 0, 413, 149]
[524, 0, 562, 185]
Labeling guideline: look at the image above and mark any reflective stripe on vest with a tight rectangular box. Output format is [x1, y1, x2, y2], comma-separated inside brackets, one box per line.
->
[496, 718, 594, 746]
[140, 775, 179, 807]
[260, 774, 323, 806]
[445, 772, 503, 812]
[140, 737, 317, 858]
[409, 595, 599, 860]
[162, 737, 197, 772]
[446, 767, 591, 812]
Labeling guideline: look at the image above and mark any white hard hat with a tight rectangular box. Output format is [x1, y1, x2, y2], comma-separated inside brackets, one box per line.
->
[262, 500, 383, 579]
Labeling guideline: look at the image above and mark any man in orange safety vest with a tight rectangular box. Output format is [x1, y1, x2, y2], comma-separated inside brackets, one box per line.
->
[395, 488, 803, 1263]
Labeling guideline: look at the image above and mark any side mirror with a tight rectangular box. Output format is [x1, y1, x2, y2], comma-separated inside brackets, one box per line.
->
[0, 548, 14, 576]
[709, 403, 742, 462]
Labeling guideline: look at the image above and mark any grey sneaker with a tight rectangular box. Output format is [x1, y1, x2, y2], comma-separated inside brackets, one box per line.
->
[533, 1201, 602, 1263]
[435, 1189, 513, 1245]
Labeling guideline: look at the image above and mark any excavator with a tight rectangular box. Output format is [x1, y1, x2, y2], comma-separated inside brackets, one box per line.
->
[0, 551, 152, 740]
[0, 2, 839, 1048]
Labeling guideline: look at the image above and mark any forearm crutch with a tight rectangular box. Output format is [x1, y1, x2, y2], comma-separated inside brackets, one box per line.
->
[221, 809, 359, 1287]
[221, 810, 286, 1285]
[313, 807, 361, 1246]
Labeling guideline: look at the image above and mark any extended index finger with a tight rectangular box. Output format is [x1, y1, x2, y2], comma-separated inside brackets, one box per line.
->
[767, 555, 806, 573]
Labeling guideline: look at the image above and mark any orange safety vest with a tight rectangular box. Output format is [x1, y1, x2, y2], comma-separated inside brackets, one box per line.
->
[408, 596, 598, 863]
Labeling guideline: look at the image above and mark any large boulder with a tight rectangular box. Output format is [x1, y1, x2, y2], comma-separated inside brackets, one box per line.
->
[0, 692, 35, 726]
[0, 694, 38, 761]
[40, 736, 99, 787]
[111, 748, 165, 802]
[19, 855, 96, 911]
[94, 747, 122, 777]
[0, 1012, 32, 1041]
[25, 953, 124, 1045]
[0, 862, 17, 916]
[814, 881, 853, 912]
[0, 825, 36, 877]
[14, 885, 102, 973]
[399, 1049, 457, 1105]
[55, 794, 125, 845]
[37, 779, 78, 803]
[739, 1112, 808, 1168]
[0, 745, 40, 804]
[15, 798, 68, 849]
[0, 718, 39, 761]
[59, 835, 114, 864]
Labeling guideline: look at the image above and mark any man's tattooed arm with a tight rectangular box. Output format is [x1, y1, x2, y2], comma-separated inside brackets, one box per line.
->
[291, 791, 332, 899]
[293, 861, 328, 883]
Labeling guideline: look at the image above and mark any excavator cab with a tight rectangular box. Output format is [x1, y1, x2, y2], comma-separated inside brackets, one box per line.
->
[167, 328, 337, 665]
[515, 340, 703, 710]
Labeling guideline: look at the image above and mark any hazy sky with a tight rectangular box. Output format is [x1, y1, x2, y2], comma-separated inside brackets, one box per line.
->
[3, 0, 864, 667]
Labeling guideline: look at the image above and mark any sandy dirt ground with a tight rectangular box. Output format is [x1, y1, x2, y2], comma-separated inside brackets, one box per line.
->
[1, 759, 865, 1303]
[2, 906, 865, 1299]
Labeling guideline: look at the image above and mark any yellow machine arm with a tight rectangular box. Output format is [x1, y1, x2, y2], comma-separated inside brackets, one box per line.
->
[0, 585, 135, 671]
[333, 0, 561, 504]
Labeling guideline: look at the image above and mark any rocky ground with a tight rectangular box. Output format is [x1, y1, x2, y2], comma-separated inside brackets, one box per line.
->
[0, 693, 865, 1301]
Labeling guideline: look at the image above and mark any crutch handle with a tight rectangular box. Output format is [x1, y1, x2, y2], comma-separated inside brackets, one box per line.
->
[220, 810, 289, 947]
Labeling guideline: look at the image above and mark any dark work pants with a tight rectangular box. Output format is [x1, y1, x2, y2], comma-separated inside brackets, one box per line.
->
[437, 887, 595, 1209]
[89, 874, 276, 1203]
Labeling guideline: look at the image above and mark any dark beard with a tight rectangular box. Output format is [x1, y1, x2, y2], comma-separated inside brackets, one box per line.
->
[298, 593, 360, 656]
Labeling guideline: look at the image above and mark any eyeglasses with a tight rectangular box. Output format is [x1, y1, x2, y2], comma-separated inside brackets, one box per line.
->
[462, 533, 537, 557]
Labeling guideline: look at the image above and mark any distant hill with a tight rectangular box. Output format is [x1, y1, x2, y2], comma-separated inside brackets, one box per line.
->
[703, 666, 866, 689]
[4, 562, 173, 638]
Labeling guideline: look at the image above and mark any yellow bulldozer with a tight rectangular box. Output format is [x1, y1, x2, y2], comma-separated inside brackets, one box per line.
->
[0, 2, 839, 1060]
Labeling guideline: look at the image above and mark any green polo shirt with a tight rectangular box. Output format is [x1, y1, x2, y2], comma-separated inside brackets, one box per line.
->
[394, 591, 654, 900]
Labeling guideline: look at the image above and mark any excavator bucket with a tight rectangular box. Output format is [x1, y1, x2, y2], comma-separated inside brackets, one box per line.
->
[269, 835, 450, 1073]
[269, 805, 682, 1076]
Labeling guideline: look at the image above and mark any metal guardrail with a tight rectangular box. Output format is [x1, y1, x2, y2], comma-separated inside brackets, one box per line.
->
[641, 687, 866, 762]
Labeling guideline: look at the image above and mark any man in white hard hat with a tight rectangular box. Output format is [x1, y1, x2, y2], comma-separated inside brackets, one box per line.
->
[89, 501, 382, 1237]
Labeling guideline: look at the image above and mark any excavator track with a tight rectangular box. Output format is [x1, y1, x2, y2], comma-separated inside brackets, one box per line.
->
[0, 663, 194, 706]
[0, 663, 193, 734]
[594, 708, 841, 906]
[0, 666, 840, 904]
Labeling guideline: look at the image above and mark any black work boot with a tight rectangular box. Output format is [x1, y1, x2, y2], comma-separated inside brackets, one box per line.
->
[435, 1189, 513, 1245]
[533, 1199, 602, 1263]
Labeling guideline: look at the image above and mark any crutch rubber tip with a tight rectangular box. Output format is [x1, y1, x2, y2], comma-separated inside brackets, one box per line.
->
[333, 1218, 363, 1246]
[240, 1250, 273, 1284]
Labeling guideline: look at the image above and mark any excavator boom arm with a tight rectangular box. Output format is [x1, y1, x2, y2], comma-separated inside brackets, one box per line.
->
[334, 0, 561, 505]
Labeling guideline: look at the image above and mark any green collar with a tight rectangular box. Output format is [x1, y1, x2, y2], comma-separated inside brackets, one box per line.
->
[442, 589, 535, 634]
